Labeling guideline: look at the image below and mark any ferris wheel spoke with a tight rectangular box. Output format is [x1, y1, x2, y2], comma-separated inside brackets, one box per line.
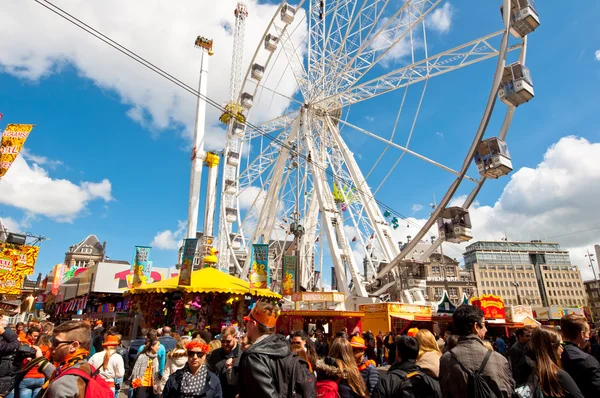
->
[313, 0, 390, 100]
[322, 30, 521, 109]
[273, 25, 310, 99]
[319, 0, 437, 101]
[245, 110, 299, 140]
[335, 117, 479, 183]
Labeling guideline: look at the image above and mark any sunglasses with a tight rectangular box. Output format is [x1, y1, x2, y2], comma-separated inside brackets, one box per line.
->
[187, 350, 206, 358]
[52, 339, 74, 348]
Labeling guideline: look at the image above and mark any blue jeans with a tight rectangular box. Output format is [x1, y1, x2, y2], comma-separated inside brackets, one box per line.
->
[114, 377, 123, 398]
[19, 378, 45, 398]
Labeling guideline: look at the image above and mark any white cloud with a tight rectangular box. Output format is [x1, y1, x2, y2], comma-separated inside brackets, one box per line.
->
[464, 136, 600, 280]
[21, 148, 64, 169]
[0, 1, 307, 145]
[427, 2, 454, 34]
[435, 131, 444, 138]
[365, 116, 375, 122]
[595, 50, 600, 61]
[0, 217, 22, 233]
[151, 220, 186, 250]
[411, 204, 424, 213]
[0, 156, 113, 222]
[238, 186, 267, 210]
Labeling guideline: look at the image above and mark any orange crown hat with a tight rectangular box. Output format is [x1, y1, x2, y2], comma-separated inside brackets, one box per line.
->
[350, 336, 366, 350]
[102, 335, 120, 347]
[248, 300, 280, 329]
[407, 328, 419, 337]
[186, 340, 210, 353]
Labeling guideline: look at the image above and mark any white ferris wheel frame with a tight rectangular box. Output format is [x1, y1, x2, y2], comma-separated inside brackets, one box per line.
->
[215, 0, 528, 299]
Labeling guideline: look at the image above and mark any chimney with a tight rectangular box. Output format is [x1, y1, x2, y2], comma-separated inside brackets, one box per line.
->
[102, 241, 107, 261]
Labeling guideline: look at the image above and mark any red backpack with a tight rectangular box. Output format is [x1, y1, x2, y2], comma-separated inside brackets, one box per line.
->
[56, 367, 114, 398]
[316, 380, 339, 398]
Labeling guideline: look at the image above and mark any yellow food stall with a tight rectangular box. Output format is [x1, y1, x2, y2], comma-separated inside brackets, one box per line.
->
[359, 303, 433, 334]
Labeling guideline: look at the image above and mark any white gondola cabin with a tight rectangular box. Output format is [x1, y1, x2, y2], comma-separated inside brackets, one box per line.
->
[281, 4, 296, 24]
[232, 121, 246, 138]
[498, 62, 534, 107]
[501, 0, 540, 38]
[437, 207, 473, 243]
[230, 234, 242, 250]
[474, 137, 513, 179]
[224, 179, 237, 195]
[227, 151, 240, 167]
[241, 92, 254, 109]
[251, 64, 265, 81]
[264, 34, 279, 52]
[225, 208, 238, 223]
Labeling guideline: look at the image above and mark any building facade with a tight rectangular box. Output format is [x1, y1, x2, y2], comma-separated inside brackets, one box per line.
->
[584, 280, 600, 321]
[64, 235, 106, 268]
[376, 241, 477, 304]
[464, 240, 586, 307]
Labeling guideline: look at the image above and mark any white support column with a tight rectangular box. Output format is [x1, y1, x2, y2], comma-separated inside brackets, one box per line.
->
[186, 49, 209, 239]
[325, 117, 399, 262]
[299, 191, 320, 289]
[203, 154, 220, 237]
[303, 110, 367, 297]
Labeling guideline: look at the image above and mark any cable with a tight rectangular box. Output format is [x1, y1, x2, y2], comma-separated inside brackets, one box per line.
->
[35, 0, 464, 249]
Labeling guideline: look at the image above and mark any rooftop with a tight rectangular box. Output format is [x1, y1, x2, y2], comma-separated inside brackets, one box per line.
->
[66, 235, 105, 256]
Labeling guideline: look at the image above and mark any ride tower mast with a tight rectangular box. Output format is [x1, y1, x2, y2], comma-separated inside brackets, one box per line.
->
[186, 36, 214, 240]
[217, 3, 248, 274]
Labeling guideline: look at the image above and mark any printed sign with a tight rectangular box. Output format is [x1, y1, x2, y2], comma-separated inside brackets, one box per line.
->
[51, 264, 66, 295]
[470, 294, 506, 320]
[249, 244, 269, 289]
[179, 238, 198, 286]
[130, 246, 152, 288]
[282, 255, 297, 295]
[0, 124, 34, 178]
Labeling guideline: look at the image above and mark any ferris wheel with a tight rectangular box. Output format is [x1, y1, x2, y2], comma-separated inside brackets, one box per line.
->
[215, 0, 540, 300]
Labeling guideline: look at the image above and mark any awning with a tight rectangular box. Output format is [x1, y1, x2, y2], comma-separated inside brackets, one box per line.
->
[130, 267, 281, 299]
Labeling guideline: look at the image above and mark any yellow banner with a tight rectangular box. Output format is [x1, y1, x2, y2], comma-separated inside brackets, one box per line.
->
[0, 124, 34, 178]
[0, 243, 40, 294]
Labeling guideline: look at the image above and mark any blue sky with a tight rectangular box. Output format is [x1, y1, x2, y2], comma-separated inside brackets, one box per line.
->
[1, 1, 600, 284]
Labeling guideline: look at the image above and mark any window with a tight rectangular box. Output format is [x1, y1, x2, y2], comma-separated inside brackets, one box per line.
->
[434, 287, 444, 298]
[449, 287, 458, 297]
[432, 266, 440, 274]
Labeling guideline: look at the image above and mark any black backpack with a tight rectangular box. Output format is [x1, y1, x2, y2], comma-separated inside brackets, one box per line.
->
[450, 349, 497, 398]
[271, 352, 316, 398]
[389, 369, 442, 398]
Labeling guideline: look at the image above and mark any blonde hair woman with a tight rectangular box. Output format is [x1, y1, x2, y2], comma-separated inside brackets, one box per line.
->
[208, 339, 221, 353]
[328, 338, 368, 398]
[157, 338, 188, 394]
[88, 334, 125, 394]
[415, 329, 442, 378]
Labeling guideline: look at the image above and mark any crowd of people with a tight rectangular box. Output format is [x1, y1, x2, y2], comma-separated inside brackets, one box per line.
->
[0, 301, 599, 398]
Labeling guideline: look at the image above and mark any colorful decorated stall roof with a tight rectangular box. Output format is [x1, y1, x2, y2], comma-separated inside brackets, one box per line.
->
[435, 290, 457, 314]
[130, 266, 281, 298]
[291, 291, 345, 303]
[359, 303, 432, 319]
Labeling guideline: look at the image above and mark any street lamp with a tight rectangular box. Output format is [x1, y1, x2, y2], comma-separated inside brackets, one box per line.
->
[502, 233, 522, 305]
[585, 249, 598, 282]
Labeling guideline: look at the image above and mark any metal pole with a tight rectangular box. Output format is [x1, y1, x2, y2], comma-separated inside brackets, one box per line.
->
[505, 232, 522, 305]
[587, 249, 598, 281]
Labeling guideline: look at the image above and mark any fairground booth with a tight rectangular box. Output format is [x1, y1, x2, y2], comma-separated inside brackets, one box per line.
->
[532, 305, 584, 326]
[276, 292, 363, 336]
[129, 267, 280, 335]
[359, 303, 433, 334]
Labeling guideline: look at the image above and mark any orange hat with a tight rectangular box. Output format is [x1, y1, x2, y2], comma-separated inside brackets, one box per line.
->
[350, 336, 366, 350]
[248, 300, 280, 329]
[407, 328, 419, 337]
[102, 335, 120, 347]
[95, 320, 103, 326]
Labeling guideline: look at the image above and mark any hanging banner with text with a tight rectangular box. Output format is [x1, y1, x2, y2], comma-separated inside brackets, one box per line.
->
[249, 244, 270, 289]
[0, 243, 40, 294]
[130, 246, 152, 288]
[282, 255, 297, 296]
[0, 124, 34, 178]
[51, 264, 65, 295]
[179, 238, 198, 286]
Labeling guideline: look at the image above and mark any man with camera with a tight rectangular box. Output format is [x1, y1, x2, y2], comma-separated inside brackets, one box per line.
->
[0, 321, 21, 397]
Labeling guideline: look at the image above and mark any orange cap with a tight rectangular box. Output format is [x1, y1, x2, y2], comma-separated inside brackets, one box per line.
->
[407, 328, 419, 337]
[350, 336, 366, 350]
[102, 335, 120, 347]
